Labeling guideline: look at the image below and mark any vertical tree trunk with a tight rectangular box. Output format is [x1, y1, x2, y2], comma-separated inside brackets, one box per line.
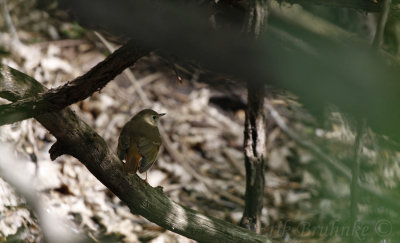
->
[240, 81, 266, 233]
[242, 0, 268, 38]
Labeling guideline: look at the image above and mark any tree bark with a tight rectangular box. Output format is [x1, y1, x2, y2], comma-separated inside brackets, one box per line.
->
[0, 65, 274, 243]
[240, 81, 266, 233]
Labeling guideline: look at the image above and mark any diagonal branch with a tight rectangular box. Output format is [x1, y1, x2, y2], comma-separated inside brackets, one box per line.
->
[0, 65, 274, 243]
[0, 41, 149, 125]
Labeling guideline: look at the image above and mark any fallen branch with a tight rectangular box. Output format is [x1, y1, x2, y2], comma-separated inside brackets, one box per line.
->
[0, 64, 273, 243]
[0, 41, 149, 125]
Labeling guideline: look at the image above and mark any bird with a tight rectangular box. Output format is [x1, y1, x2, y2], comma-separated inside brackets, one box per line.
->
[117, 109, 165, 179]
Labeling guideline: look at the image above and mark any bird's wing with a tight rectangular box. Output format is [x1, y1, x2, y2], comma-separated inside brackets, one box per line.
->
[137, 136, 161, 173]
[117, 126, 132, 161]
[124, 141, 141, 173]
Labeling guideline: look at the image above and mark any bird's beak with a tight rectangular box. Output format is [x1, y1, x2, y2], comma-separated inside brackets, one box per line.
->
[158, 113, 166, 117]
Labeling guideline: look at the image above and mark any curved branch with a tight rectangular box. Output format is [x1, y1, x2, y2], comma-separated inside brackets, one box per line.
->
[0, 41, 149, 125]
[0, 65, 273, 243]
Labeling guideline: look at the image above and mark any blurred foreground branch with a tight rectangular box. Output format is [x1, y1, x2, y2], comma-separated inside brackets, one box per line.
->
[56, 0, 400, 142]
[0, 41, 149, 125]
[0, 145, 80, 243]
[0, 65, 273, 243]
[350, 119, 365, 242]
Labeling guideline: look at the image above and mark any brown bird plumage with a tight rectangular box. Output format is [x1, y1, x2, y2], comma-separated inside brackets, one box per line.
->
[117, 109, 165, 175]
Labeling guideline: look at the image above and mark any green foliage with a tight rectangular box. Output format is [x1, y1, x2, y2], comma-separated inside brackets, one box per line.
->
[60, 21, 85, 39]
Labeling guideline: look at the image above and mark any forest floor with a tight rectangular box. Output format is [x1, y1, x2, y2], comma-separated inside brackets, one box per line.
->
[0, 1, 399, 243]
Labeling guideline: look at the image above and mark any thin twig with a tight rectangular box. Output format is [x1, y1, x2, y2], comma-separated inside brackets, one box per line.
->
[350, 119, 365, 242]
[223, 149, 245, 177]
[93, 32, 151, 104]
[265, 100, 351, 178]
[372, 0, 392, 49]
[33, 39, 89, 49]
[0, 0, 19, 43]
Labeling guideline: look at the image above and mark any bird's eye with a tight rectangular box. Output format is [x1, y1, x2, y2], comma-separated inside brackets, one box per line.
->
[152, 115, 157, 120]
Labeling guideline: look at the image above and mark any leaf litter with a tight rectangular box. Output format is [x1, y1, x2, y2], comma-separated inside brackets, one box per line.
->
[1, 1, 400, 242]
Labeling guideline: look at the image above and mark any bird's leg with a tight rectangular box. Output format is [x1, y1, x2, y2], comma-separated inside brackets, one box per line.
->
[145, 171, 148, 182]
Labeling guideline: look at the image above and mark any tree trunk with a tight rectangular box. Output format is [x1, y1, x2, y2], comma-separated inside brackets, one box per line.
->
[240, 81, 266, 233]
